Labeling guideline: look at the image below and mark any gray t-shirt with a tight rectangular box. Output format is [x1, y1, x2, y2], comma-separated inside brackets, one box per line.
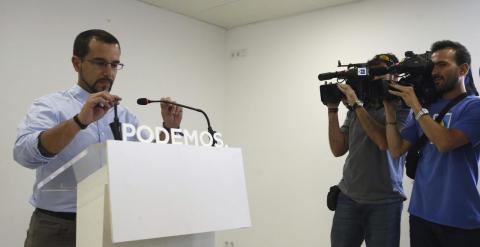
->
[338, 106, 411, 204]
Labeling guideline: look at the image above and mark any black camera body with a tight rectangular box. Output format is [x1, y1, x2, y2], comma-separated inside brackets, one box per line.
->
[320, 83, 343, 105]
[318, 51, 439, 107]
[389, 51, 439, 106]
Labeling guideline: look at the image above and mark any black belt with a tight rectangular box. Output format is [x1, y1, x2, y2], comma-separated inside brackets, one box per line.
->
[35, 208, 76, 221]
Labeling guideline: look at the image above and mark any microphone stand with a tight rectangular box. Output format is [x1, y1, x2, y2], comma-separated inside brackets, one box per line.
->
[139, 99, 217, 146]
[109, 104, 123, 140]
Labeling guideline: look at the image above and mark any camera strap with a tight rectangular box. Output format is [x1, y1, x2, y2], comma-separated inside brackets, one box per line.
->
[405, 92, 467, 179]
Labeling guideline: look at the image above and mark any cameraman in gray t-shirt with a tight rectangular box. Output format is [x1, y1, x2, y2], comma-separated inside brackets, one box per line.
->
[326, 54, 410, 247]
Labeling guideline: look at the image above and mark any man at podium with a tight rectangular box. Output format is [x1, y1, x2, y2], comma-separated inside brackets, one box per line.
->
[13, 29, 183, 247]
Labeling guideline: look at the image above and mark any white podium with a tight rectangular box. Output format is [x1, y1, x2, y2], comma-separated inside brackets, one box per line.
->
[37, 140, 251, 247]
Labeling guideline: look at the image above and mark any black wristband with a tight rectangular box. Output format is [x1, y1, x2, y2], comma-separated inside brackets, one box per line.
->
[73, 114, 88, 129]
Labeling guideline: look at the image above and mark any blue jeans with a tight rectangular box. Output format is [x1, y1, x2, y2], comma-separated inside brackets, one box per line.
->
[331, 192, 403, 247]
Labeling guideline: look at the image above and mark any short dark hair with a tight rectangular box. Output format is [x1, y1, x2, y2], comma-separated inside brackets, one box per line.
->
[367, 53, 398, 67]
[73, 29, 120, 58]
[431, 40, 470, 65]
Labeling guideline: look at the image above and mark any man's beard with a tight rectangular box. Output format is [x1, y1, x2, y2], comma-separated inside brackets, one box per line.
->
[434, 75, 458, 95]
[79, 71, 113, 93]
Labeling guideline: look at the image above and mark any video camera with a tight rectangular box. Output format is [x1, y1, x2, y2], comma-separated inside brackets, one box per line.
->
[318, 51, 439, 107]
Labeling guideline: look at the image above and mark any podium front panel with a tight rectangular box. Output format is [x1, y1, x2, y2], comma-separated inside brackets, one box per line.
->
[106, 141, 251, 243]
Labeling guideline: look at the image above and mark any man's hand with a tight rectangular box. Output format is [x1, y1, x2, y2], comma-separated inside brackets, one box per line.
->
[78, 91, 122, 125]
[160, 97, 183, 128]
[337, 84, 358, 106]
[388, 84, 422, 112]
[36, 91, 121, 155]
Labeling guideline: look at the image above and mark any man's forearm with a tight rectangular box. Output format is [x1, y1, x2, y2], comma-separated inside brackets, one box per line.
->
[384, 106, 410, 158]
[354, 107, 387, 150]
[385, 124, 408, 158]
[40, 118, 82, 155]
[328, 111, 347, 156]
[416, 113, 468, 152]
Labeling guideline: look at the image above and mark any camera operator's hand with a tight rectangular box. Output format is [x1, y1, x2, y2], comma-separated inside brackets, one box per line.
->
[388, 84, 422, 112]
[337, 84, 359, 106]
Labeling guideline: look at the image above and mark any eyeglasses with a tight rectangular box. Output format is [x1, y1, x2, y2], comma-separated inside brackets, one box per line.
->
[84, 59, 125, 70]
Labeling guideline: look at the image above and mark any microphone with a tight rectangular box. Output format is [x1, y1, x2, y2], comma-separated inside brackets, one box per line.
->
[109, 104, 123, 140]
[318, 72, 341, 81]
[136, 98, 151, 105]
[318, 67, 391, 81]
[137, 98, 217, 146]
[317, 69, 360, 81]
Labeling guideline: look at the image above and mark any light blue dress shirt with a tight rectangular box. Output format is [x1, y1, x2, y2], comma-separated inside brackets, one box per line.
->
[14, 84, 140, 212]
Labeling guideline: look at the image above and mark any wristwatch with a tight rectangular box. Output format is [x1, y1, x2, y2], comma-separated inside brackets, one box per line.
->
[350, 100, 364, 110]
[415, 108, 429, 121]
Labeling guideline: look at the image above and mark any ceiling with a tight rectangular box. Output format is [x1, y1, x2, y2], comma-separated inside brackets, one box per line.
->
[138, 0, 361, 29]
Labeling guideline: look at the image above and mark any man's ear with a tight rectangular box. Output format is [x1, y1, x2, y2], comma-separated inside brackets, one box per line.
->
[72, 56, 81, 72]
[459, 63, 469, 77]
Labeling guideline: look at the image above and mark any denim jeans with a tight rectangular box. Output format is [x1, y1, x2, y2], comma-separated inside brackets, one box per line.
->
[331, 192, 403, 247]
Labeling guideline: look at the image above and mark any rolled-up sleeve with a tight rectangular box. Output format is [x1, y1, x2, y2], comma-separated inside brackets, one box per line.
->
[450, 99, 480, 148]
[13, 98, 59, 169]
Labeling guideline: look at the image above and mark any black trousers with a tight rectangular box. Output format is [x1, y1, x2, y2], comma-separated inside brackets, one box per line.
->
[410, 215, 480, 247]
[24, 209, 76, 247]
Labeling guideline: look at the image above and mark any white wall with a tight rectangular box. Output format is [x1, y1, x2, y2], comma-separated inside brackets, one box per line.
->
[2, 0, 480, 246]
[0, 0, 227, 246]
[220, 0, 480, 246]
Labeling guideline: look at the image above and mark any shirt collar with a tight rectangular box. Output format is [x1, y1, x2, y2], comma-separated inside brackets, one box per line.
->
[68, 84, 91, 103]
